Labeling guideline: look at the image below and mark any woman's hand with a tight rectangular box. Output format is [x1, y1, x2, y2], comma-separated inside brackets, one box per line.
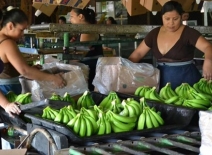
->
[202, 59, 212, 80]
[4, 103, 21, 118]
[52, 73, 67, 89]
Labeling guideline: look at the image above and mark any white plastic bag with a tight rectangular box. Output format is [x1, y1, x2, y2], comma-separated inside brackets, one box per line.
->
[20, 62, 88, 101]
[93, 57, 160, 95]
[199, 111, 212, 155]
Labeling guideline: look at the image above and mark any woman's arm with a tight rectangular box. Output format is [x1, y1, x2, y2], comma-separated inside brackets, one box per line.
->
[195, 36, 212, 80]
[1, 40, 66, 88]
[128, 40, 151, 63]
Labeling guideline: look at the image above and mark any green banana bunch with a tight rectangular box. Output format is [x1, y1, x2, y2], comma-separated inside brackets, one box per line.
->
[134, 86, 152, 97]
[193, 78, 212, 95]
[175, 83, 195, 99]
[106, 110, 137, 133]
[5, 91, 17, 102]
[144, 87, 163, 102]
[103, 99, 123, 113]
[67, 113, 98, 137]
[187, 89, 212, 101]
[98, 91, 121, 111]
[50, 93, 62, 101]
[80, 107, 98, 121]
[76, 91, 95, 110]
[42, 106, 59, 120]
[137, 107, 164, 130]
[63, 92, 75, 104]
[183, 99, 210, 110]
[159, 83, 177, 100]
[96, 112, 112, 135]
[15, 92, 32, 104]
[54, 107, 76, 124]
[120, 99, 142, 117]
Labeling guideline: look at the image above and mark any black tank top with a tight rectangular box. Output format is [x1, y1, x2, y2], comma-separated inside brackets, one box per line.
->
[77, 34, 103, 57]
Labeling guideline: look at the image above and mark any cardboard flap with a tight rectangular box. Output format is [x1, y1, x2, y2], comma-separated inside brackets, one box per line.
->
[32, 3, 57, 16]
[140, 0, 162, 11]
[0, 149, 27, 155]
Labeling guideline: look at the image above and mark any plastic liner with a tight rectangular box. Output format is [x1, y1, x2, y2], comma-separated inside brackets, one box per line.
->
[24, 92, 196, 144]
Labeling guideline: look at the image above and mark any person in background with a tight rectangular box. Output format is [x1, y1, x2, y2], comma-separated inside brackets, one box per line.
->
[58, 16, 66, 24]
[129, 1, 212, 90]
[182, 12, 189, 25]
[0, 8, 20, 117]
[0, 6, 66, 95]
[106, 16, 117, 25]
[70, 7, 103, 91]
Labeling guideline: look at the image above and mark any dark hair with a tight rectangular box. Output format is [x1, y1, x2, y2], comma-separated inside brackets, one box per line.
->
[161, 1, 184, 16]
[0, 10, 2, 21]
[59, 16, 66, 23]
[1, 6, 28, 27]
[107, 17, 117, 24]
[71, 7, 96, 24]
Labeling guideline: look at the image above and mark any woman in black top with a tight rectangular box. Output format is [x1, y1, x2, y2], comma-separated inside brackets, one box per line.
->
[70, 7, 103, 91]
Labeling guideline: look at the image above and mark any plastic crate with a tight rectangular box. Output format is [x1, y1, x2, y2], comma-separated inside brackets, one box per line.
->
[24, 92, 197, 144]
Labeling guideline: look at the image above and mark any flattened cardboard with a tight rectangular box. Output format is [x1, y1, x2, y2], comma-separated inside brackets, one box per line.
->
[157, 0, 194, 12]
[140, 0, 162, 11]
[122, 0, 147, 16]
[32, 3, 57, 16]
[0, 149, 27, 155]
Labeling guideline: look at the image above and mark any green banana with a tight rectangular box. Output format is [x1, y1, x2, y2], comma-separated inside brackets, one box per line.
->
[164, 96, 179, 104]
[97, 114, 106, 135]
[145, 108, 153, 129]
[147, 108, 160, 128]
[148, 108, 164, 126]
[73, 115, 81, 134]
[108, 111, 137, 124]
[137, 110, 146, 130]
[134, 86, 143, 96]
[84, 115, 98, 134]
[79, 116, 86, 137]
[83, 115, 93, 136]
[67, 114, 80, 128]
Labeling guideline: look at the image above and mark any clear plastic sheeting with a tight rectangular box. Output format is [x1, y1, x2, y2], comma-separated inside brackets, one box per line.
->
[93, 57, 160, 95]
[20, 62, 88, 101]
[199, 111, 212, 155]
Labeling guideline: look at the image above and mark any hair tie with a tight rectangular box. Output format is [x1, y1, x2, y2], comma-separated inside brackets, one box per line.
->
[7, 6, 15, 11]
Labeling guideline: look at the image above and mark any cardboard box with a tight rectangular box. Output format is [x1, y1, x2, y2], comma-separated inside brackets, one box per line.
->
[157, 0, 195, 12]
[122, 0, 147, 16]
[0, 149, 27, 155]
[59, 0, 90, 9]
[140, 0, 162, 11]
[32, 2, 57, 16]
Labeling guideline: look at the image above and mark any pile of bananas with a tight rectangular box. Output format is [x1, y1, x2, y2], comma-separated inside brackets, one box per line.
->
[42, 105, 77, 124]
[134, 81, 212, 110]
[134, 86, 163, 102]
[160, 82, 212, 110]
[39, 91, 166, 137]
[137, 98, 164, 130]
[5, 91, 32, 104]
[193, 78, 212, 95]
[50, 92, 75, 104]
